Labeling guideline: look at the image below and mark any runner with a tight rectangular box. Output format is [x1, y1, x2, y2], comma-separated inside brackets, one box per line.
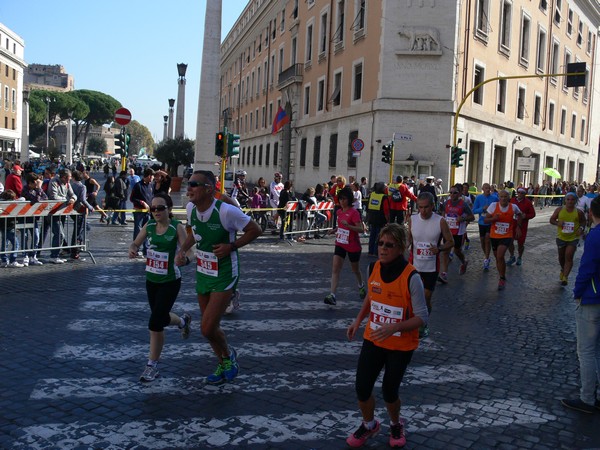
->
[128, 192, 191, 382]
[346, 223, 428, 448]
[484, 190, 523, 290]
[407, 192, 453, 337]
[176, 170, 262, 384]
[472, 183, 498, 270]
[506, 187, 536, 266]
[324, 187, 365, 306]
[438, 184, 474, 283]
[549, 192, 586, 286]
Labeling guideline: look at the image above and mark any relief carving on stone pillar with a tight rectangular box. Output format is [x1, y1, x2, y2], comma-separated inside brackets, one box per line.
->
[397, 26, 442, 55]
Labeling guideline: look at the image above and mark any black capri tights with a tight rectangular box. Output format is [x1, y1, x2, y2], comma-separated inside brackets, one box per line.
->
[146, 278, 182, 332]
[355, 339, 414, 403]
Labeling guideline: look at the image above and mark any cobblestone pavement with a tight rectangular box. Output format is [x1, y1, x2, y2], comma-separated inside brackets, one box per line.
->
[1, 195, 599, 449]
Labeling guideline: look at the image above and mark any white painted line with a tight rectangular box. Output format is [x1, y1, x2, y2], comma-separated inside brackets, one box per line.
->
[53, 339, 442, 360]
[30, 364, 493, 400]
[14, 398, 555, 449]
[84, 286, 357, 296]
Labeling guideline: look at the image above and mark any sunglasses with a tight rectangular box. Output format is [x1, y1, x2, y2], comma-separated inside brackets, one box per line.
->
[188, 181, 212, 188]
[450, 191, 459, 194]
[378, 241, 397, 248]
[150, 205, 168, 212]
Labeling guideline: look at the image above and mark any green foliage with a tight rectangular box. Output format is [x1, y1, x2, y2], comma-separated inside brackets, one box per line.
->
[87, 136, 108, 155]
[154, 137, 195, 177]
[122, 120, 155, 156]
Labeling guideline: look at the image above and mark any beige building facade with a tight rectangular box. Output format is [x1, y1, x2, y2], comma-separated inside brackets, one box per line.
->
[0, 22, 26, 160]
[220, 0, 600, 191]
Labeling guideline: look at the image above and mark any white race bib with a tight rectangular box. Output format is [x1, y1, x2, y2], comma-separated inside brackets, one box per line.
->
[196, 250, 219, 277]
[369, 300, 404, 337]
[494, 222, 510, 235]
[562, 221, 575, 233]
[336, 228, 350, 245]
[446, 217, 458, 230]
[146, 249, 169, 275]
[415, 242, 435, 260]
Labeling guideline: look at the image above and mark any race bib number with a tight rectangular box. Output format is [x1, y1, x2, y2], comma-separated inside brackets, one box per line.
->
[562, 221, 575, 234]
[336, 228, 350, 245]
[446, 216, 458, 230]
[146, 249, 169, 275]
[196, 250, 219, 277]
[369, 300, 404, 337]
[494, 222, 510, 235]
[415, 242, 435, 260]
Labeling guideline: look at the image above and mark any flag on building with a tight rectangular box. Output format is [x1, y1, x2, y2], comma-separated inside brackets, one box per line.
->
[272, 106, 290, 135]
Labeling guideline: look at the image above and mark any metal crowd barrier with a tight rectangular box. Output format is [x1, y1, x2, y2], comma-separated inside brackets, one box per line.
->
[0, 200, 96, 265]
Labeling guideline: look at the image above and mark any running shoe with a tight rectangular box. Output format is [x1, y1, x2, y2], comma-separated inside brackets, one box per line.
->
[8, 261, 24, 268]
[561, 398, 595, 414]
[358, 284, 367, 300]
[223, 347, 239, 382]
[389, 420, 407, 448]
[419, 325, 429, 339]
[464, 238, 470, 251]
[180, 312, 192, 339]
[459, 260, 468, 275]
[561, 278, 568, 287]
[22, 256, 29, 267]
[437, 272, 448, 284]
[206, 362, 225, 385]
[225, 290, 241, 315]
[448, 251, 454, 261]
[498, 278, 506, 291]
[346, 421, 380, 448]
[29, 256, 43, 266]
[139, 364, 159, 382]
[516, 257, 522, 266]
[324, 293, 337, 305]
[506, 255, 516, 266]
[483, 258, 490, 271]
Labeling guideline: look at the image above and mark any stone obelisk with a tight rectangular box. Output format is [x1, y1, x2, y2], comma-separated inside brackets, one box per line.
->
[194, 0, 221, 168]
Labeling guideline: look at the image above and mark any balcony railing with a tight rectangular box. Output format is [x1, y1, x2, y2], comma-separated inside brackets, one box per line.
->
[277, 63, 304, 89]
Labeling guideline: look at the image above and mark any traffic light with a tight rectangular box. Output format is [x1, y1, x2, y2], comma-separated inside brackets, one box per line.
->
[114, 132, 125, 154]
[381, 142, 393, 164]
[227, 133, 240, 156]
[566, 62, 586, 88]
[215, 132, 225, 157]
[451, 146, 468, 167]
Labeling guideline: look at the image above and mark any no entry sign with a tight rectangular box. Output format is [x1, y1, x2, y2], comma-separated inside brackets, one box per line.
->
[114, 108, 132, 126]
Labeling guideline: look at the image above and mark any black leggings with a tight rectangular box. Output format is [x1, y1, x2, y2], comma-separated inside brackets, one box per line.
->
[146, 278, 181, 332]
[355, 339, 414, 403]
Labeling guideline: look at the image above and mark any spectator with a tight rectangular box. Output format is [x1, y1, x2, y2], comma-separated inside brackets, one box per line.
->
[277, 180, 295, 241]
[366, 182, 390, 256]
[4, 164, 23, 195]
[70, 171, 95, 260]
[47, 169, 77, 264]
[82, 171, 107, 223]
[130, 168, 155, 256]
[111, 171, 128, 225]
[20, 173, 47, 266]
[0, 189, 23, 267]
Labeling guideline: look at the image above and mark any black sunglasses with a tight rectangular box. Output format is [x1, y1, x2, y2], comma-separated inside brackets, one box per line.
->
[150, 205, 168, 212]
[378, 241, 397, 248]
[188, 180, 212, 188]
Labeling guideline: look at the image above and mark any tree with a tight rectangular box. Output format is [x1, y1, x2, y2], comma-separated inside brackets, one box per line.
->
[70, 90, 121, 155]
[154, 137, 195, 177]
[118, 120, 154, 157]
[86, 136, 108, 155]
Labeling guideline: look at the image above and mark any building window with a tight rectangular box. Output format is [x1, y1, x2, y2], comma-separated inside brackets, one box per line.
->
[279, 48, 284, 74]
[266, 143, 270, 166]
[347, 130, 358, 168]
[475, 0, 490, 40]
[587, 31, 593, 54]
[281, 8, 285, 32]
[269, 102, 273, 124]
[539, 0, 547, 12]
[256, 108, 259, 130]
[259, 144, 263, 165]
[562, 49, 571, 90]
[533, 94, 541, 125]
[548, 102, 555, 131]
[332, 71, 342, 107]
[353, 62, 363, 101]
[328, 133, 338, 168]
[571, 113, 576, 138]
[319, 12, 328, 54]
[354, 0, 366, 32]
[304, 85, 310, 115]
[334, 0, 346, 45]
[577, 21, 583, 47]
[517, 86, 526, 120]
[554, 0, 562, 25]
[499, 0, 512, 52]
[497, 78, 507, 113]
[306, 24, 313, 63]
[273, 142, 278, 166]
[313, 136, 321, 167]
[270, 55, 276, 83]
[317, 78, 325, 111]
[300, 138, 307, 167]
[4, 85, 8, 110]
[262, 106, 266, 128]
[567, 9, 573, 36]
[550, 39, 559, 84]
[291, 37, 297, 65]
[560, 108, 566, 135]
[580, 117, 586, 142]
[519, 13, 531, 65]
[473, 65, 484, 105]
[11, 88, 16, 112]
[536, 27, 547, 73]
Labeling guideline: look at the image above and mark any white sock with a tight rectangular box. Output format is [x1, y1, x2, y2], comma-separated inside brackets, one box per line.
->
[363, 419, 377, 430]
[147, 359, 158, 367]
[179, 317, 186, 328]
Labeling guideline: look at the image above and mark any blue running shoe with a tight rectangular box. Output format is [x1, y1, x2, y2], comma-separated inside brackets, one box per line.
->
[206, 363, 225, 385]
[506, 255, 516, 266]
[223, 347, 239, 382]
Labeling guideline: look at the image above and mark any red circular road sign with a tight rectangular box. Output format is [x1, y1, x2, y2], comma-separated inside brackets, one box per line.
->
[114, 107, 132, 126]
[351, 138, 365, 152]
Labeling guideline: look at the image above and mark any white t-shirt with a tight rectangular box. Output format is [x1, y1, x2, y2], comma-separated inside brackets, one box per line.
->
[269, 181, 284, 208]
[185, 199, 251, 233]
[353, 190, 362, 210]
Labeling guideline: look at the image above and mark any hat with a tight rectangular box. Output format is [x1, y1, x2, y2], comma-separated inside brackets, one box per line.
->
[517, 188, 527, 193]
[12, 164, 23, 172]
[436, 178, 442, 183]
[426, 176, 434, 181]
[274, 172, 282, 178]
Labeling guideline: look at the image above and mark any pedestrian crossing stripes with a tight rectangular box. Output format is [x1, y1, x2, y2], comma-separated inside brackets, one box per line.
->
[13, 399, 555, 449]
[30, 365, 493, 400]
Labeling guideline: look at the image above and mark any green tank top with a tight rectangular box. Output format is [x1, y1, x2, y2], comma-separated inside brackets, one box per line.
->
[557, 207, 580, 241]
[189, 200, 237, 282]
[145, 218, 181, 283]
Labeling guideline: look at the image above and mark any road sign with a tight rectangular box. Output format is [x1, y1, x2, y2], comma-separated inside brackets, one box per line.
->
[393, 132, 413, 141]
[517, 157, 535, 171]
[351, 138, 365, 152]
[114, 108, 132, 126]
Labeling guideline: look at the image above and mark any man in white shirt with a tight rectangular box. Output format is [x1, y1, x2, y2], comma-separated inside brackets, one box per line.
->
[269, 172, 284, 228]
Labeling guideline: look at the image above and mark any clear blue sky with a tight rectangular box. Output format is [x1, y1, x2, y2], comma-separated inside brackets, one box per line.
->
[0, 0, 247, 144]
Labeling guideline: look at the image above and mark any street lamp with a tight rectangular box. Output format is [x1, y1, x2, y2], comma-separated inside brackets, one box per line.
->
[44, 96, 55, 159]
[21, 89, 30, 161]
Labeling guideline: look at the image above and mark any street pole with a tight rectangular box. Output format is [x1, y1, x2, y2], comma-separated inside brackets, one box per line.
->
[389, 141, 395, 185]
[45, 97, 51, 159]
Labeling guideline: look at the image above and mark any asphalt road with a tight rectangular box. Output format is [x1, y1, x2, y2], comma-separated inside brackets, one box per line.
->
[1, 194, 599, 449]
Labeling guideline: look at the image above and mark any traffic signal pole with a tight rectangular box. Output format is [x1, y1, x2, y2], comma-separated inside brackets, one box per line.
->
[389, 142, 395, 185]
[451, 69, 586, 187]
[220, 126, 228, 194]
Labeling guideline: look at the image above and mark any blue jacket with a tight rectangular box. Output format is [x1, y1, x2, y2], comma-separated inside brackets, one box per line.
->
[573, 225, 600, 305]
[472, 192, 498, 226]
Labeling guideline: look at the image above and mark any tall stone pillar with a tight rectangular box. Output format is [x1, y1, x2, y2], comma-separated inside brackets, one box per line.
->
[194, 0, 222, 169]
[167, 98, 175, 139]
[175, 64, 187, 138]
[163, 115, 168, 141]
[66, 116, 73, 165]
[21, 90, 30, 162]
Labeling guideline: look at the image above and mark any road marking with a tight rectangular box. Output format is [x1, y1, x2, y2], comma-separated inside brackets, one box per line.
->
[30, 364, 493, 400]
[53, 339, 442, 360]
[84, 286, 357, 296]
[13, 398, 555, 449]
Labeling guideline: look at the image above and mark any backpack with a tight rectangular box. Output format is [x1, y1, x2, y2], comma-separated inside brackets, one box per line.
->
[389, 188, 402, 202]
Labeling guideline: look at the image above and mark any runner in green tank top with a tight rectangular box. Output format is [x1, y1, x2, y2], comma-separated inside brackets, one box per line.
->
[129, 193, 192, 382]
[177, 170, 262, 385]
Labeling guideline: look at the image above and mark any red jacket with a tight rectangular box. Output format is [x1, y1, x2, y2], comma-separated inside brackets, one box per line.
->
[4, 173, 22, 195]
[387, 183, 417, 211]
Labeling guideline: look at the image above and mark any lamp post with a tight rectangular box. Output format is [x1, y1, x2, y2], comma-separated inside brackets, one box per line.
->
[21, 89, 30, 162]
[175, 63, 187, 138]
[167, 98, 175, 139]
[163, 115, 168, 141]
[44, 96, 54, 159]
[66, 111, 73, 166]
